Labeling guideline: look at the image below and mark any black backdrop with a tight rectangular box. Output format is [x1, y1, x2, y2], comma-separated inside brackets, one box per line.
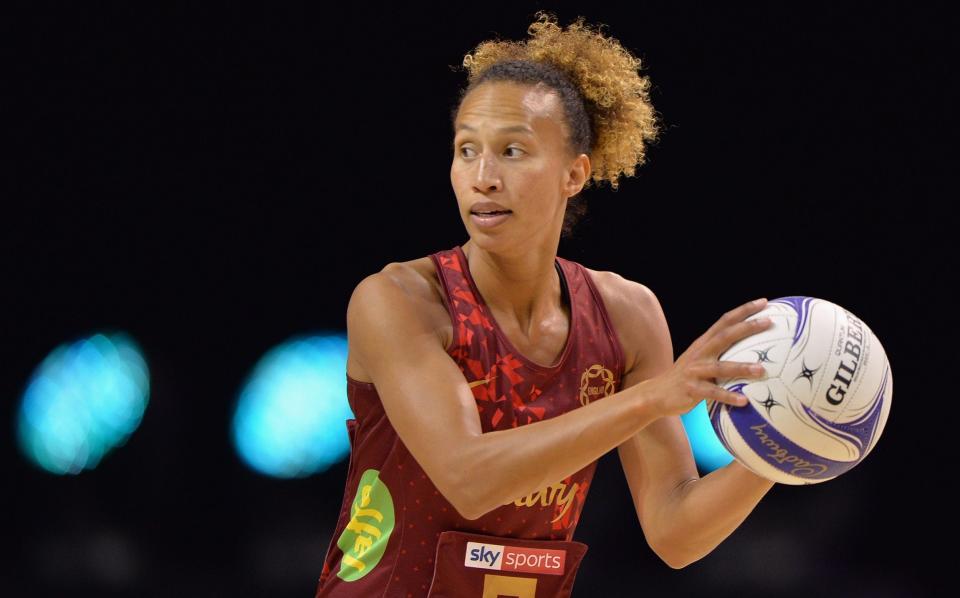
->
[4, 2, 953, 596]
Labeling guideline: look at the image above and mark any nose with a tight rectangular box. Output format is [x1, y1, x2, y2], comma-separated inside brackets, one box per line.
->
[473, 152, 501, 192]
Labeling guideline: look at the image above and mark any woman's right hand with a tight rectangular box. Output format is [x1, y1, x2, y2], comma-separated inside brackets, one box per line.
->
[641, 297, 774, 419]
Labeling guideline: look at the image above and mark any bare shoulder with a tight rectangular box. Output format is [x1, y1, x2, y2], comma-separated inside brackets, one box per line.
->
[346, 256, 453, 383]
[582, 266, 668, 375]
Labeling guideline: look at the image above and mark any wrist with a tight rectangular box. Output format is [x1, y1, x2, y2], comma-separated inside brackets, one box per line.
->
[627, 380, 662, 429]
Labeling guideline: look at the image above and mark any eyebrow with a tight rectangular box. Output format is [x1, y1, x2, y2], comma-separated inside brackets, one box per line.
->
[455, 123, 535, 136]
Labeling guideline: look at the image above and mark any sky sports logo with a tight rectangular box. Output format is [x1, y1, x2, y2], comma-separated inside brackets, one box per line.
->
[464, 541, 566, 575]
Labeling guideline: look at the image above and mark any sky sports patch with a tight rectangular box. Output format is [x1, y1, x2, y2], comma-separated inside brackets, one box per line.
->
[464, 541, 566, 575]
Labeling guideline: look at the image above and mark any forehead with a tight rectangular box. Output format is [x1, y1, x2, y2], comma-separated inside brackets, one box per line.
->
[454, 82, 563, 137]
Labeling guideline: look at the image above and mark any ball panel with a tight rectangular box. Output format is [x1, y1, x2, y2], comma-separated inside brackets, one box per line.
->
[796, 303, 864, 422]
[862, 364, 892, 460]
[831, 311, 888, 427]
[768, 296, 816, 348]
[766, 379, 862, 462]
[714, 396, 863, 483]
[717, 298, 806, 384]
[709, 398, 833, 485]
[796, 363, 891, 462]
[781, 298, 839, 415]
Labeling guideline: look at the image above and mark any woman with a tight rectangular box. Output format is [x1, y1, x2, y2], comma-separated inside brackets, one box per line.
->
[316, 11, 774, 597]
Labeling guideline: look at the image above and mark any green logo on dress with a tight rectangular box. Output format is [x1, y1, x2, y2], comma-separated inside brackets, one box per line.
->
[336, 468, 395, 581]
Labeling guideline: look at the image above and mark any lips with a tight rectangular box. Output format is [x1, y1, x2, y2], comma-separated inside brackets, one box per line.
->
[470, 211, 511, 228]
[470, 201, 512, 215]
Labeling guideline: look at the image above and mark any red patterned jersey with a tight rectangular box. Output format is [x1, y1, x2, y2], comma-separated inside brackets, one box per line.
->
[316, 244, 625, 597]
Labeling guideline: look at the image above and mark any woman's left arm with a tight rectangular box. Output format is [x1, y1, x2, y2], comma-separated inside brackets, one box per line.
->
[653, 459, 775, 569]
[601, 272, 775, 569]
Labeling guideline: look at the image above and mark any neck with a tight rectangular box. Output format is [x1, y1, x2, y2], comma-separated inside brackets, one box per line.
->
[461, 238, 564, 337]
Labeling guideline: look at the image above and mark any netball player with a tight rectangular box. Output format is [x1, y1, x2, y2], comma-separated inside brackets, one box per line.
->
[316, 11, 775, 597]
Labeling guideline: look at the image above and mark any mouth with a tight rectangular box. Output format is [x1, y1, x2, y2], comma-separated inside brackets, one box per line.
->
[470, 211, 512, 228]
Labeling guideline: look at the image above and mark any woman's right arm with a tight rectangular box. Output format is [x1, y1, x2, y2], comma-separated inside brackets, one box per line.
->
[347, 267, 659, 520]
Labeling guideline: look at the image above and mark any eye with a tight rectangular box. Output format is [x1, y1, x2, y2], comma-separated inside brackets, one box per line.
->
[456, 146, 524, 158]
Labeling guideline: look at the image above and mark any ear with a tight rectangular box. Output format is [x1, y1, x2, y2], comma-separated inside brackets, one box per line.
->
[564, 153, 591, 198]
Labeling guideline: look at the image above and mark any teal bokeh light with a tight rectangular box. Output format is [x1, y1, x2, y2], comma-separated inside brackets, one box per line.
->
[232, 333, 354, 478]
[17, 332, 150, 475]
[680, 401, 734, 474]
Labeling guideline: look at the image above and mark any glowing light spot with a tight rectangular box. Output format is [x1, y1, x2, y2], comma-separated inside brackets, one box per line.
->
[17, 332, 150, 474]
[681, 402, 734, 474]
[231, 333, 353, 478]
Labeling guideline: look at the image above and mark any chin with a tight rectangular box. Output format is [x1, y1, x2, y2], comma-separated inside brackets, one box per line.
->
[467, 230, 521, 258]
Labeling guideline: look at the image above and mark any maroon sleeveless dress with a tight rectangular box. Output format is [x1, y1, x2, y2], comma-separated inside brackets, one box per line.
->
[316, 244, 625, 597]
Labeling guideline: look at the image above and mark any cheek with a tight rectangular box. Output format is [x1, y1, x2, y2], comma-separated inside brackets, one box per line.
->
[450, 166, 469, 191]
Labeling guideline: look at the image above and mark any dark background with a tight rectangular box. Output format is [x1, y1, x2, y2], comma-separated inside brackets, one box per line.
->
[3, 2, 953, 596]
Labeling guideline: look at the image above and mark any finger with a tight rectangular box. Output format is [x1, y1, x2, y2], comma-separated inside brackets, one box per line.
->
[703, 314, 773, 357]
[689, 379, 749, 407]
[692, 359, 767, 380]
[687, 298, 768, 357]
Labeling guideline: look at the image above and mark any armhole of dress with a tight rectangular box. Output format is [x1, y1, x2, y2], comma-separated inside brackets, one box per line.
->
[429, 252, 459, 354]
[580, 265, 628, 385]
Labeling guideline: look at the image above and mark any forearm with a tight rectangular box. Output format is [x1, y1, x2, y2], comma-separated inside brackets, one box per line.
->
[457, 382, 656, 519]
[656, 459, 775, 568]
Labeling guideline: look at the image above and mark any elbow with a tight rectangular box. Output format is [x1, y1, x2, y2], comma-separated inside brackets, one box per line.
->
[445, 485, 482, 521]
[435, 437, 496, 521]
[656, 546, 694, 570]
[447, 492, 487, 522]
[434, 461, 485, 521]
[431, 432, 507, 521]
[430, 478, 475, 521]
[454, 502, 485, 521]
[663, 553, 693, 570]
[649, 534, 696, 570]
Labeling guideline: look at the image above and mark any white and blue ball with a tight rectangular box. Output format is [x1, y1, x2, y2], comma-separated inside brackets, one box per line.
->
[707, 296, 892, 485]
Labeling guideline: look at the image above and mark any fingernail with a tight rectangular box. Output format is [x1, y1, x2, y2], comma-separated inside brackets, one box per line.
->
[754, 297, 767, 305]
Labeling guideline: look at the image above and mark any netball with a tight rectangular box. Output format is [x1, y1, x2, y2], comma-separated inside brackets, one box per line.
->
[707, 296, 892, 485]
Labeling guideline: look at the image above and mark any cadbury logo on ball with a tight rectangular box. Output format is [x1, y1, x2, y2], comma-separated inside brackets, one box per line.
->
[749, 423, 829, 476]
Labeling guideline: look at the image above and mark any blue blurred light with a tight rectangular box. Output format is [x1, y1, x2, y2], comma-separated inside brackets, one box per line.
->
[680, 401, 734, 474]
[231, 333, 354, 478]
[17, 332, 150, 475]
